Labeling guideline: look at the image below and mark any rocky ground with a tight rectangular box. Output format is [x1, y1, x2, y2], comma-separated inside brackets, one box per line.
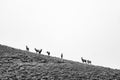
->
[0, 44, 120, 80]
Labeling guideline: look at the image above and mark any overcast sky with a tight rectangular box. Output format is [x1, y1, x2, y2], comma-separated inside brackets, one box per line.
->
[0, 0, 120, 69]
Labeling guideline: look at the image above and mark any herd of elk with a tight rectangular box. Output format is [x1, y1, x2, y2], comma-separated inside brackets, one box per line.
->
[81, 57, 91, 64]
[25, 46, 63, 58]
[26, 46, 92, 64]
[34, 48, 42, 54]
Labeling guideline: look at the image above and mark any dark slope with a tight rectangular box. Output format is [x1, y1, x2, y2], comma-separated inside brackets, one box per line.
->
[0, 44, 120, 80]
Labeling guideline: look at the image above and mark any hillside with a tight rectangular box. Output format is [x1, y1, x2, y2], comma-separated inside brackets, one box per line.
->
[0, 44, 120, 80]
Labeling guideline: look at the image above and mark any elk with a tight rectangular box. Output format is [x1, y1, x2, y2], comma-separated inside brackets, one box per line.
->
[87, 60, 91, 64]
[61, 53, 63, 59]
[81, 57, 86, 63]
[39, 49, 42, 54]
[34, 48, 39, 53]
[26, 46, 29, 51]
[46, 51, 50, 56]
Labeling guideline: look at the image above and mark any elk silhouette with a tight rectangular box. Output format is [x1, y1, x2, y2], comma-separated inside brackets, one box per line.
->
[46, 51, 50, 56]
[34, 48, 39, 53]
[61, 53, 63, 59]
[39, 49, 42, 54]
[87, 60, 91, 64]
[81, 57, 86, 63]
[26, 46, 29, 51]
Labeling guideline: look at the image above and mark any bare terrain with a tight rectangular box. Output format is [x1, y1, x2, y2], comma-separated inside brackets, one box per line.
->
[0, 44, 120, 80]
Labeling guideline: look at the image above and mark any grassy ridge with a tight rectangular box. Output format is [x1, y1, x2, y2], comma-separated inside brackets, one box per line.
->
[0, 44, 120, 80]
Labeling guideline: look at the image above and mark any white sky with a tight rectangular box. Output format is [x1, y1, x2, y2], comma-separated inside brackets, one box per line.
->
[0, 0, 120, 69]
